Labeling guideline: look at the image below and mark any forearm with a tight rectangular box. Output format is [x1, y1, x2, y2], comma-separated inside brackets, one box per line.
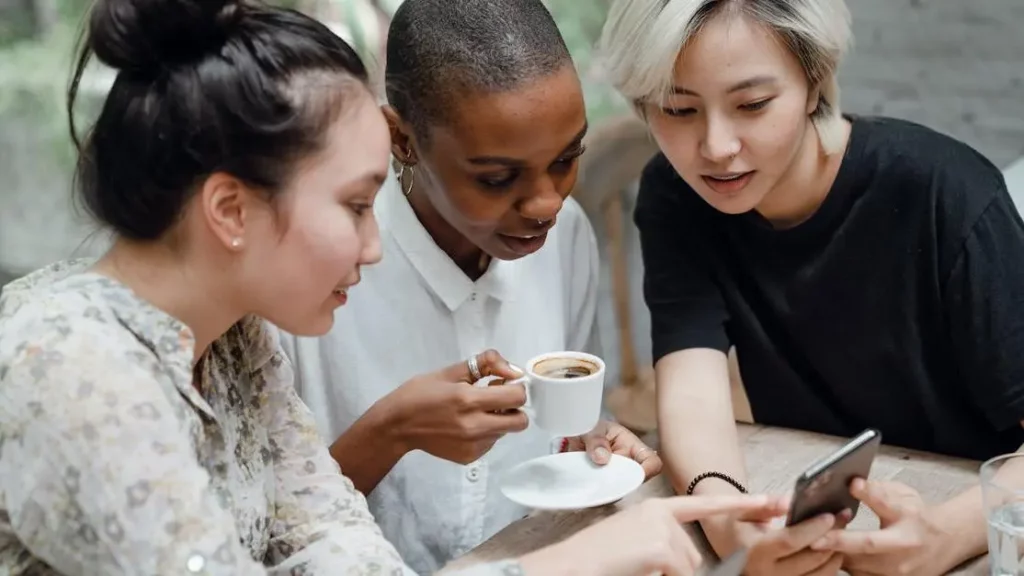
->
[656, 349, 750, 554]
[929, 441, 1024, 571]
[328, 400, 409, 495]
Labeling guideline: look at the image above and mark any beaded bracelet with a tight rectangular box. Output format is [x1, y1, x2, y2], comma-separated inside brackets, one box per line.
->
[685, 471, 748, 496]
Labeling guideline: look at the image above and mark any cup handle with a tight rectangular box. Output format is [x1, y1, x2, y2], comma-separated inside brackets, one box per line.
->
[505, 367, 532, 411]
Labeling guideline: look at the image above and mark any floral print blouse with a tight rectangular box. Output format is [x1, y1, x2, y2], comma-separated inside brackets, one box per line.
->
[0, 261, 523, 576]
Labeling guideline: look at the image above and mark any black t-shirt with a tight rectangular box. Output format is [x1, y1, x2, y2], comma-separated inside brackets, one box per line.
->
[636, 115, 1024, 461]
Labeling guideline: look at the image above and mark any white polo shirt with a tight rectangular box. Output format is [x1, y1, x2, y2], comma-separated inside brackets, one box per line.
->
[278, 173, 600, 575]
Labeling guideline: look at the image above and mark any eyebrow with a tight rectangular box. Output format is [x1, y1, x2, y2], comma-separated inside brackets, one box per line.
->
[672, 75, 777, 97]
[367, 172, 387, 186]
[335, 172, 386, 199]
[467, 123, 590, 167]
[351, 172, 387, 191]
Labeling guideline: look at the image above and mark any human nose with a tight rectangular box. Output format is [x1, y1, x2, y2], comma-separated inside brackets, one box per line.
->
[699, 115, 741, 163]
[518, 176, 566, 223]
[359, 213, 383, 266]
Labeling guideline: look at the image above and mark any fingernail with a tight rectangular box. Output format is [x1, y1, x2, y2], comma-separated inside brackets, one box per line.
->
[811, 537, 828, 550]
[509, 364, 524, 375]
[594, 447, 610, 462]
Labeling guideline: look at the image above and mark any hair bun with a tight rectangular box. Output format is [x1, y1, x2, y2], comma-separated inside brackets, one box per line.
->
[88, 0, 241, 72]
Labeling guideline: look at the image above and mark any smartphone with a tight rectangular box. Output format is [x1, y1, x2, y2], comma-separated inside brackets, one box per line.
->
[785, 428, 881, 526]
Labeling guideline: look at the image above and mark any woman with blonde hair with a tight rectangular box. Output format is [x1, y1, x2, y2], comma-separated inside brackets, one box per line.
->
[600, 0, 1024, 574]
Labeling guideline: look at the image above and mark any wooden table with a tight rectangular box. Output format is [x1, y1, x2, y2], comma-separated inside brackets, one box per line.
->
[446, 424, 989, 574]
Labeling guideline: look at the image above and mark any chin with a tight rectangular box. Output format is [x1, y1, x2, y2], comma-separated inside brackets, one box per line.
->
[275, 312, 336, 338]
[696, 187, 768, 216]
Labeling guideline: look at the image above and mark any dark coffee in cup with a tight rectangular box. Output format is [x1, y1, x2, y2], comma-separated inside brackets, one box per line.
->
[533, 356, 599, 380]
[511, 351, 605, 436]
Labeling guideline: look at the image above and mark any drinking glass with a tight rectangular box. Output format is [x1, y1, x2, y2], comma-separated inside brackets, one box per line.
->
[982, 453, 1024, 575]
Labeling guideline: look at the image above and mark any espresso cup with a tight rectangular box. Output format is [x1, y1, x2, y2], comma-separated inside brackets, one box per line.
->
[508, 351, 605, 437]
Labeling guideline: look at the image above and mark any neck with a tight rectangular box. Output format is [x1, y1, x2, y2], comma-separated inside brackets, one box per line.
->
[756, 119, 851, 228]
[93, 238, 244, 362]
[405, 183, 490, 280]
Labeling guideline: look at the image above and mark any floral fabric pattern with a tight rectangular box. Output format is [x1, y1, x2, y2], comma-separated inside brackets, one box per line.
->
[0, 260, 521, 576]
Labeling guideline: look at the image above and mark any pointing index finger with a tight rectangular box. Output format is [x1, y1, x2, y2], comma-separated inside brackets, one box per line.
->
[665, 494, 778, 523]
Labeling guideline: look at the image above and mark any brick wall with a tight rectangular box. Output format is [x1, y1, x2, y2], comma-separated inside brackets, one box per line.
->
[840, 0, 1024, 168]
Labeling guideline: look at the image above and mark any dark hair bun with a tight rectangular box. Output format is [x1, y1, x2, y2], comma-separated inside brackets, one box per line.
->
[89, 0, 241, 72]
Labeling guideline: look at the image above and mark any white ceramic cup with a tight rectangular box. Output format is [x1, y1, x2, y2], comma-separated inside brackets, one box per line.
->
[508, 351, 605, 437]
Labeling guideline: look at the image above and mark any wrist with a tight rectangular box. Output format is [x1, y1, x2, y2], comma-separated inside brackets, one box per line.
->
[688, 477, 757, 556]
[929, 494, 988, 570]
[364, 394, 413, 457]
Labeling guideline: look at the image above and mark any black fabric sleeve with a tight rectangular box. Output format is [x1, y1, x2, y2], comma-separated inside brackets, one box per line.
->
[944, 188, 1024, 430]
[634, 156, 730, 364]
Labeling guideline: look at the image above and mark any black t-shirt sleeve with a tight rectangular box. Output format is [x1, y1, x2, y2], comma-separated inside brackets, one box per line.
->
[944, 188, 1024, 431]
[634, 155, 730, 363]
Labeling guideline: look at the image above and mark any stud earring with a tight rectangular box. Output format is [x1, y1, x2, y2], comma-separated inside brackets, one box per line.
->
[231, 238, 242, 248]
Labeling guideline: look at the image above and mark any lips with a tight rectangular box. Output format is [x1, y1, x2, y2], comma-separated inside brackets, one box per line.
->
[497, 231, 549, 256]
[331, 287, 348, 305]
[702, 171, 755, 195]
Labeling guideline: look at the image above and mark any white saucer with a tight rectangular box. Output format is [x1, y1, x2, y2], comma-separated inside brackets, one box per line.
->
[499, 452, 645, 510]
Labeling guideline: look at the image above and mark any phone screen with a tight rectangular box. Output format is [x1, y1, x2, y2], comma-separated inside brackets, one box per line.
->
[785, 429, 882, 526]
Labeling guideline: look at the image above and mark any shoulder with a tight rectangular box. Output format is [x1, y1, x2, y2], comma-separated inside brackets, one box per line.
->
[857, 116, 1002, 180]
[0, 275, 178, 427]
[0, 270, 140, 362]
[855, 116, 1006, 221]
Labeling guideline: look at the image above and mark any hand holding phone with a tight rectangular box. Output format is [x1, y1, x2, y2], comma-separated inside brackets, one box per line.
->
[786, 428, 882, 527]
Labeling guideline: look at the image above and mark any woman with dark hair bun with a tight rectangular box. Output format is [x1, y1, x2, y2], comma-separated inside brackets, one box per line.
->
[1, 0, 413, 572]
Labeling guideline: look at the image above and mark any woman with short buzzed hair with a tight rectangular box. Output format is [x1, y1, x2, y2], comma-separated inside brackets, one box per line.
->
[279, 0, 666, 573]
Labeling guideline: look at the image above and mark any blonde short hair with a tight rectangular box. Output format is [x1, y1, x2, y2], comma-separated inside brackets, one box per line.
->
[598, 0, 852, 154]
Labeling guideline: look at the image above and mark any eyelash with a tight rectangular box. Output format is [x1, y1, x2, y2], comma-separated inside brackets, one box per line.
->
[740, 98, 773, 112]
[348, 203, 371, 217]
[477, 145, 588, 191]
[662, 107, 696, 118]
[661, 98, 774, 117]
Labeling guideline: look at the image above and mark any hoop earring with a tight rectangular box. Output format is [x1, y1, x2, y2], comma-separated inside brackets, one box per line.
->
[399, 163, 416, 197]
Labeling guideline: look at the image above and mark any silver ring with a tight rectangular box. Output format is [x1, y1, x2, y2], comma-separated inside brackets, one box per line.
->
[636, 447, 656, 458]
[467, 355, 482, 381]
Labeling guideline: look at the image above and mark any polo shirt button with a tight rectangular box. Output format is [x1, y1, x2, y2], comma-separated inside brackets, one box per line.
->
[186, 554, 205, 573]
[466, 465, 481, 482]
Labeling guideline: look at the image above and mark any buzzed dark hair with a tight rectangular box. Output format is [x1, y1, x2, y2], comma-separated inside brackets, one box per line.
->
[385, 0, 573, 139]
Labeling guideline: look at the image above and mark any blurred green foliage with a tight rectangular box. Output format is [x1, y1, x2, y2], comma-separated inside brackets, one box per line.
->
[0, 0, 627, 176]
